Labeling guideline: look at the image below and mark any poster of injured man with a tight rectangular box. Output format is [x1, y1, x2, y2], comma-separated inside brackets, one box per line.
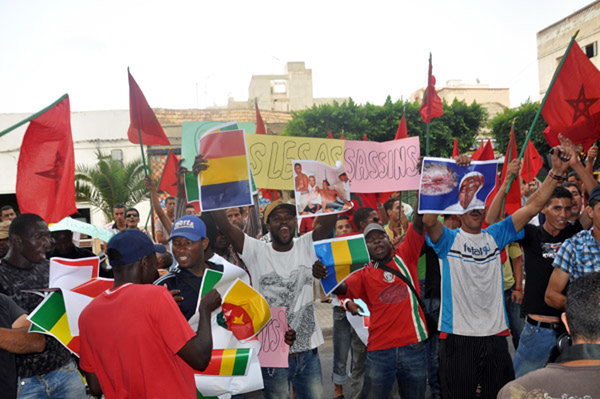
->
[292, 160, 352, 219]
[418, 157, 498, 214]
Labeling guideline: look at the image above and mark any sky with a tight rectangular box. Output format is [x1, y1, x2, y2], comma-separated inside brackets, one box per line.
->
[0, 0, 594, 114]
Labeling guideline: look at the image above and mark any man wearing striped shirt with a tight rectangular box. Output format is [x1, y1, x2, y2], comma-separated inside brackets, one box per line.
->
[314, 209, 427, 399]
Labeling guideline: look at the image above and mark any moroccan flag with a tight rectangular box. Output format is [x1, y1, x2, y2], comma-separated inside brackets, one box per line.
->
[255, 100, 266, 135]
[521, 141, 543, 183]
[363, 134, 368, 141]
[221, 279, 271, 341]
[314, 235, 370, 295]
[127, 69, 170, 146]
[472, 139, 494, 161]
[195, 349, 252, 376]
[28, 291, 80, 355]
[452, 138, 459, 158]
[498, 127, 521, 215]
[16, 95, 77, 223]
[327, 130, 333, 139]
[420, 53, 444, 123]
[158, 150, 179, 197]
[394, 114, 408, 140]
[198, 130, 252, 211]
[542, 40, 600, 151]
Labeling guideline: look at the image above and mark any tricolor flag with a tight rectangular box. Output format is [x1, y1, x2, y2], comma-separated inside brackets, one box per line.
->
[28, 291, 80, 354]
[28, 278, 114, 356]
[314, 235, 370, 295]
[195, 348, 252, 376]
[198, 130, 253, 211]
[221, 280, 271, 341]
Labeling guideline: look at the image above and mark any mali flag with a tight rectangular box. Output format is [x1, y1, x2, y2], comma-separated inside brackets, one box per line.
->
[314, 234, 370, 295]
[221, 279, 271, 341]
[28, 291, 80, 354]
[198, 130, 253, 211]
[195, 348, 252, 376]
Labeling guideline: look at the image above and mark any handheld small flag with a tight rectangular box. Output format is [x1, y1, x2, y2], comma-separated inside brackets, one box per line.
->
[395, 114, 408, 140]
[221, 279, 271, 341]
[28, 291, 79, 354]
[195, 348, 252, 376]
[49, 256, 99, 291]
[314, 235, 370, 295]
[127, 70, 170, 146]
[198, 130, 253, 211]
[521, 141, 543, 183]
[452, 138, 459, 158]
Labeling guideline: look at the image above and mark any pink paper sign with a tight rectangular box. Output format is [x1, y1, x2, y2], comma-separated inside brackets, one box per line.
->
[344, 136, 421, 193]
[257, 307, 289, 368]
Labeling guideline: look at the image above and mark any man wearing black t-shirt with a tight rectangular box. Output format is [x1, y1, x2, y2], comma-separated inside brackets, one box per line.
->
[513, 187, 588, 377]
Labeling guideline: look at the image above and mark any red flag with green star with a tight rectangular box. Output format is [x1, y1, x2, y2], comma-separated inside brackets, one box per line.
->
[16, 95, 77, 223]
[542, 40, 600, 152]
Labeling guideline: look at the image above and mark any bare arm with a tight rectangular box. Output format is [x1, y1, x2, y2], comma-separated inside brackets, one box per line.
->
[544, 268, 569, 311]
[213, 210, 245, 254]
[0, 315, 46, 354]
[485, 159, 521, 225]
[422, 213, 443, 243]
[84, 372, 102, 397]
[177, 289, 221, 371]
[312, 213, 338, 241]
[585, 145, 597, 178]
[145, 177, 172, 240]
[511, 252, 524, 305]
[511, 146, 572, 232]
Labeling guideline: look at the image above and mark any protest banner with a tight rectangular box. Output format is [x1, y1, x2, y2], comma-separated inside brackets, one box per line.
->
[257, 307, 289, 368]
[418, 157, 498, 214]
[344, 136, 420, 193]
[293, 160, 351, 219]
[246, 134, 344, 190]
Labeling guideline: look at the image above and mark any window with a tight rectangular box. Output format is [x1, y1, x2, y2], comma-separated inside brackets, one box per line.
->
[584, 42, 597, 58]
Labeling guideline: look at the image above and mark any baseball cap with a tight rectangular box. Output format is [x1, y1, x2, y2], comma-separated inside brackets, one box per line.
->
[263, 199, 296, 224]
[107, 229, 166, 267]
[590, 184, 600, 202]
[169, 215, 207, 242]
[363, 223, 386, 238]
[0, 220, 10, 239]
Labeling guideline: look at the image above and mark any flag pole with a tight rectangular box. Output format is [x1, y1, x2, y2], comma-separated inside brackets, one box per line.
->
[426, 123, 430, 155]
[504, 30, 579, 191]
[0, 94, 68, 138]
[137, 128, 149, 177]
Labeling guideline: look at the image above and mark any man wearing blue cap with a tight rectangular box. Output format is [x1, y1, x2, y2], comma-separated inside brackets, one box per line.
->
[78, 229, 221, 398]
[154, 215, 226, 320]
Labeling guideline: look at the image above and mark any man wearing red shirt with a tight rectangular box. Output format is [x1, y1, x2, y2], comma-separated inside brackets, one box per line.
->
[314, 212, 427, 398]
[78, 229, 221, 398]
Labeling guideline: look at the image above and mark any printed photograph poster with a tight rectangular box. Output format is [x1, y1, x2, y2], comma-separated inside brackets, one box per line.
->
[292, 160, 352, 220]
[418, 157, 498, 214]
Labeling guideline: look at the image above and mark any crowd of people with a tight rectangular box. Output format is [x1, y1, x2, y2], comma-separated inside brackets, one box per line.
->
[1, 142, 600, 399]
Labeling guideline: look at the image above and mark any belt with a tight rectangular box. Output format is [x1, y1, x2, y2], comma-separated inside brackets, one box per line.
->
[526, 316, 562, 330]
[289, 348, 318, 358]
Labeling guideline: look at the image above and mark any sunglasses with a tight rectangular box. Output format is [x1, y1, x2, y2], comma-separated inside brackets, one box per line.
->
[126, 214, 139, 218]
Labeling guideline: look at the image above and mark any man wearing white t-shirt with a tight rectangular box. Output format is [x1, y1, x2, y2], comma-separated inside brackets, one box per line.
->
[422, 147, 574, 399]
[213, 199, 337, 399]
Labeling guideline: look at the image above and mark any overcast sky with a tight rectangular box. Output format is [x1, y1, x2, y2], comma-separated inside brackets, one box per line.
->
[0, 0, 593, 113]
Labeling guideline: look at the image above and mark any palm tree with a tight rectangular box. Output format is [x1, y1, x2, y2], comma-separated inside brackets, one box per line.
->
[75, 151, 147, 220]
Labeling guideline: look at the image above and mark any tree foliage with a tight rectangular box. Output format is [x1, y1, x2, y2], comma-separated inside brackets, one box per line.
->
[75, 151, 147, 220]
[283, 97, 487, 158]
[489, 101, 550, 168]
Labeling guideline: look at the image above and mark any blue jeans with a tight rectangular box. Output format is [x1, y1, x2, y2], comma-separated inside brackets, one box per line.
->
[513, 322, 558, 378]
[361, 342, 427, 399]
[503, 288, 525, 350]
[262, 348, 323, 399]
[17, 360, 86, 399]
[422, 296, 441, 397]
[332, 306, 367, 398]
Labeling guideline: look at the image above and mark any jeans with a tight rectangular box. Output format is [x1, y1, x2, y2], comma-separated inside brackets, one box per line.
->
[332, 306, 367, 399]
[361, 341, 427, 399]
[262, 348, 323, 399]
[17, 360, 86, 399]
[513, 322, 558, 378]
[422, 296, 441, 397]
[503, 288, 525, 350]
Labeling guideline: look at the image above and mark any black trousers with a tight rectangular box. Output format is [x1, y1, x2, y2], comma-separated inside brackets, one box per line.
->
[439, 334, 514, 399]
